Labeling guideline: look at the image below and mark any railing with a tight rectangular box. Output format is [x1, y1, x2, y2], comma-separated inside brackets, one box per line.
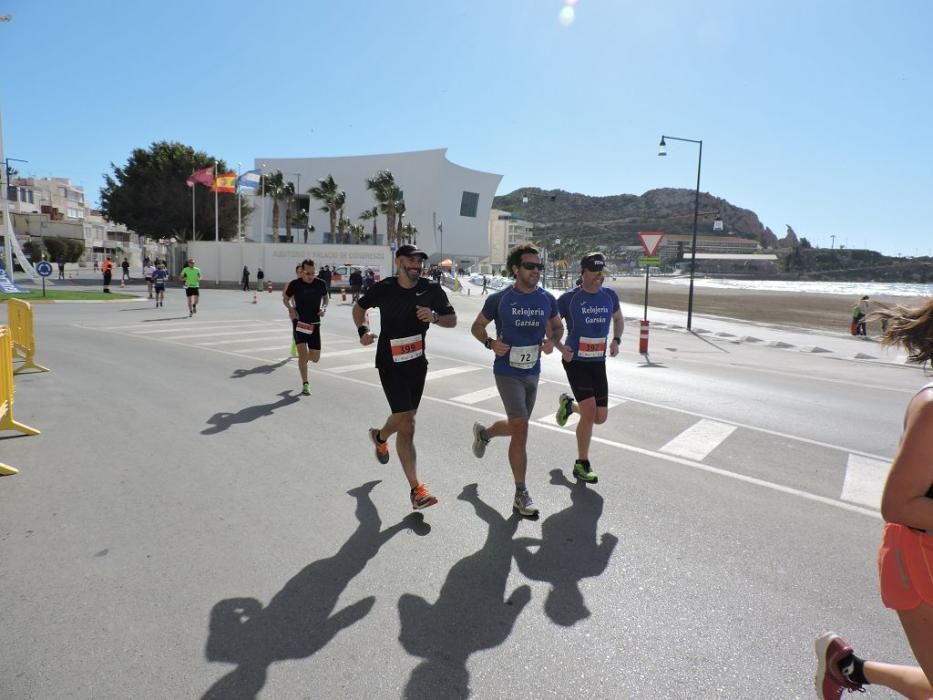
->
[7, 298, 50, 374]
[0, 325, 40, 476]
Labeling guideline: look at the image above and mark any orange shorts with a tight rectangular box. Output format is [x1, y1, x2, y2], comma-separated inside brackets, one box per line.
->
[878, 522, 933, 610]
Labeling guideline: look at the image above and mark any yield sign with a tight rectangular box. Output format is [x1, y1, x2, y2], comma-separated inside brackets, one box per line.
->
[638, 232, 664, 256]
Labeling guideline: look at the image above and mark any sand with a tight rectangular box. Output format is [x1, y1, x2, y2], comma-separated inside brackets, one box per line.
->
[604, 277, 929, 333]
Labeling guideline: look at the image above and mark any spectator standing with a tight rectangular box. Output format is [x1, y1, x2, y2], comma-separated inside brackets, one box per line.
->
[241, 266, 250, 292]
[256, 266, 265, 291]
[101, 257, 113, 293]
[121, 258, 130, 282]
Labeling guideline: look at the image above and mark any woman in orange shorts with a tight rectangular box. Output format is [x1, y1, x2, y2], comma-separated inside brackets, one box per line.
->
[815, 299, 933, 699]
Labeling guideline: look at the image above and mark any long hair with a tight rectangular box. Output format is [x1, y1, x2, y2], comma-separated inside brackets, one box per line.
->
[868, 299, 933, 366]
[506, 243, 539, 278]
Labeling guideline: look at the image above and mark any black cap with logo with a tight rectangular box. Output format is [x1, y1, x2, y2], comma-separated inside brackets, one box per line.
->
[581, 252, 606, 272]
[395, 244, 428, 260]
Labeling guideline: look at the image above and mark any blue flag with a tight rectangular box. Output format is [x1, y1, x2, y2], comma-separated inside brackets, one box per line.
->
[237, 169, 262, 192]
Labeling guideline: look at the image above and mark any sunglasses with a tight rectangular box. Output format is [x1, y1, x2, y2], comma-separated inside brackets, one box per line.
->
[519, 262, 545, 271]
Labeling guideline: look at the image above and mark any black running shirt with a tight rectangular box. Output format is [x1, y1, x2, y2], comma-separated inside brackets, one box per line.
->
[358, 276, 455, 369]
[284, 277, 328, 322]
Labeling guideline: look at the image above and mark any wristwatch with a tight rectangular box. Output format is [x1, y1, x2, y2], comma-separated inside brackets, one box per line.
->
[612, 336, 622, 344]
[484, 337, 494, 349]
[431, 310, 439, 323]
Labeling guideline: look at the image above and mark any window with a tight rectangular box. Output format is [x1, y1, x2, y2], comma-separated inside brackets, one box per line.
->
[460, 191, 479, 218]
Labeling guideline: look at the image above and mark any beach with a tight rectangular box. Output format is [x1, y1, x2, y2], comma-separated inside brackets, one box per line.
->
[605, 277, 930, 333]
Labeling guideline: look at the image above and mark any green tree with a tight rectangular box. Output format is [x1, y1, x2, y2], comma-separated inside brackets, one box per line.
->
[359, 206, 379, 243]
[262, 171, 290, 243]
[366, 170, 403, 246]
[309, 175, 344, 244]
[100, 141, 247, 241]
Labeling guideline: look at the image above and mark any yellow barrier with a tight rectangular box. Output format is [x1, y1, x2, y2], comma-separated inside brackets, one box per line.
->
[7, 298, 50, 374]
[0, 326, 39, 475]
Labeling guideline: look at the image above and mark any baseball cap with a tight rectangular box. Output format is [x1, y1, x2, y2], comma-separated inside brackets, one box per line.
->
[581, 252, 606, 272]
[396, 244, 428, 260]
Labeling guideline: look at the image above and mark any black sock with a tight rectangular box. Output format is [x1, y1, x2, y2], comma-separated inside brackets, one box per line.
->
[839, 653, 868, 686]
[576, 459, 590, 466]
[375, 430, 385, 444]
[515, 482, 526, 493]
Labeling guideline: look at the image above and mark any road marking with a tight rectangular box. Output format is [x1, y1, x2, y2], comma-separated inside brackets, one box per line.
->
[104, 320, 261, 333]
[327, 362, 376, 374]
[536, 396, 626, 427]
[450, 385, 502, 405]
[425, 366, 483, 381]
[841, 454, 890, 508]
[167, 329, 282, 341]
[660, 419, 737, 461]
[319, 347, 375, 358]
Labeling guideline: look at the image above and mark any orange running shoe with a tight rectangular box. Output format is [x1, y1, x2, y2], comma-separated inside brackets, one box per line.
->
[369, 428, 390, 465]
[410, 483, 438, 510]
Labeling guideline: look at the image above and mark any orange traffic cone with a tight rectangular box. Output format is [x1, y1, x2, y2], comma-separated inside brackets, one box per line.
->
[120, 278, 125, 288]
[252, 292, 257, 304]
[341, 288, 347, 303]
[267, 281, 273, 293]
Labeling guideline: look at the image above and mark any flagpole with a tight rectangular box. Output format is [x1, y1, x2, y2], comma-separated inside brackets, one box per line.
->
[191, 183, 195, 241]
[214, 163, 220, 285]
[260, 171, 266, 244]
[236, 162, 242, 242]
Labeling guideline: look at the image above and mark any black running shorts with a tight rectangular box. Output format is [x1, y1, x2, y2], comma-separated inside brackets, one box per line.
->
[185, 287, 200, 297]
[378, 364, 427, 414]
[561, 360, 609, 407]
[292, 319, 322, 350]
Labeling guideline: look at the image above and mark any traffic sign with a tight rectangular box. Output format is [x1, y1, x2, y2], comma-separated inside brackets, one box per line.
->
[638, 256, 660, 266]
[35, 261, 53, 277]
[638, 232, 664, 256]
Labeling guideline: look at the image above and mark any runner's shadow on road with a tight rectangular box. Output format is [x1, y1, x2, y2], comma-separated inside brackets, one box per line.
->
[513, 469, 618, 627]
[201, 480, 429, 699]
[398, 483, 529, 699]
[230, 359, 291, 378]
[141, 316, 194, 322]
[201, 391, 300, 434]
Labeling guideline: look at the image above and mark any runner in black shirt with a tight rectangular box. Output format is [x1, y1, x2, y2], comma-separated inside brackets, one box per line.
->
[283, 259, 329, 396]
[353, 244, 456, 510]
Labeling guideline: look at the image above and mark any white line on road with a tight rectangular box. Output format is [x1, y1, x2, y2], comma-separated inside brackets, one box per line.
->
[536, 396, 626, 427]
[660, 419, 737, 461]
[450, 385, 502, 405]
[99, 320, 262, 333]
[841, 454, 890, 509]
[170, 329, 284, 341]
[327, 362, 376, 374]
[425, 366, 483, 381]
[319, 347, 375, 358]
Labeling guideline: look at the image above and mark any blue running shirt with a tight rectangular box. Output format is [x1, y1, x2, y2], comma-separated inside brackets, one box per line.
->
[557, 286, 620, 362]
[481, 286, 558, 376]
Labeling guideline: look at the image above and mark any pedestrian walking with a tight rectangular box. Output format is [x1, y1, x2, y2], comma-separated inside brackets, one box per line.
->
[101, 256, 113, 293]
[481, 275, 488, 295]
[349, 267, 363, 303]
[353, 244, 457, 510]
[469, 243, 561, 517]
[256, 266, 265, 291]
[180, 259, 201, 316]
[121, 258, 130, 282]
[144, 261, 156, 298]
[283, 260, 329, 396]
[815, 299, 933, 699]
[241, 266, 250, 292]
[553, 252, 624, 484]
[152, 261, 168, 307]
[57, 255, 65, 280]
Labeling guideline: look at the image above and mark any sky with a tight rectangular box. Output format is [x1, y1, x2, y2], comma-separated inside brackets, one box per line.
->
[1, 0, 931, 256]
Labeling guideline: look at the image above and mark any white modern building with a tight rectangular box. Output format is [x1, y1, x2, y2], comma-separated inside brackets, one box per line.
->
[248, 148, 502, 267]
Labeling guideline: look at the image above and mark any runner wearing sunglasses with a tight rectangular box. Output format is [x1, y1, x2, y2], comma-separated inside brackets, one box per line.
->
[470, 243, 562, 517]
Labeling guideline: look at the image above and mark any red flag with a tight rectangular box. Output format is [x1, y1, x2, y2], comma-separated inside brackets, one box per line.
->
[186, 167, 214, 188]
[211, 172, 237, 193]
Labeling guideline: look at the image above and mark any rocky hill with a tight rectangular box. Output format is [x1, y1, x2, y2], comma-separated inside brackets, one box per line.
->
[493, 187, 778, 250]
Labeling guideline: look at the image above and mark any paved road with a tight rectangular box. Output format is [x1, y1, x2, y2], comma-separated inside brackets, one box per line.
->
[1, 286, 924, 699]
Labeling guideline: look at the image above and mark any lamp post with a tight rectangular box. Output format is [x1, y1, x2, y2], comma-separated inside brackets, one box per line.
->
[658, 135, 703, 331]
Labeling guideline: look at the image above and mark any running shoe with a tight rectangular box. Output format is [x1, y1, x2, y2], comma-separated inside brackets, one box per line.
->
[301, 382, 311, 396]
[814, 632, 863, 699]
[556, 393, 574, 427]
[471, 422, 489, 459]
[369, 428, 390, 465]
[513, 490, 539, 517]
[573, 460, 599, 484]
[410, 483, 438, 510]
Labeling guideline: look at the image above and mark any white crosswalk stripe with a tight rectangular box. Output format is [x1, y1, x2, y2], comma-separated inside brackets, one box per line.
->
[536, 395, 626, 427]
[450, 385, 502, 405]
[841, 454, 890, 508]
[424, 366, 483, 381]
[659, 419, 737, 461]
[327, 362, 377, 374]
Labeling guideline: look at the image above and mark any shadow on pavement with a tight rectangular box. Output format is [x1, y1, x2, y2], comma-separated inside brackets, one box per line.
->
[513, 469, 617, 627]
[141, 316, 196, 322]
[201, 480, 429, 699]
[201, 391, 300, 434]
[230, 359, 291, 378]
[398, 483, 529, 699]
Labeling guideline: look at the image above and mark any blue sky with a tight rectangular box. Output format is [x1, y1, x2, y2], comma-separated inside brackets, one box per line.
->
[2, 0, 931, 256]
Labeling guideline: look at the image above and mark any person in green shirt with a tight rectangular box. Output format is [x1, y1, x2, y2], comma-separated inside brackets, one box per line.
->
[180, 259, 202, 316]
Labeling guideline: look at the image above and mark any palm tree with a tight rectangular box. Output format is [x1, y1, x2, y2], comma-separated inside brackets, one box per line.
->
[263, 171, 288, 243]
[349, 223, 370, 244]
[281, 180, 295, 242]
[359, 207, 379, 243]
[395, 198, 406, 243]
[366, 170, 401, 246]
[308, 175, 344, 244]
[402, 222, 418, 245]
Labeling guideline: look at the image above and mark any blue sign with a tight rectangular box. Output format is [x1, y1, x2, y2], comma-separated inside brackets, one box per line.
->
[389, 241, 397, 253]
[36, 261, 53, 277]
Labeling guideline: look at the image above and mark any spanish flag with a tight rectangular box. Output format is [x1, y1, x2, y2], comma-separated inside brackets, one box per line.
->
[212, 172, 237, 193]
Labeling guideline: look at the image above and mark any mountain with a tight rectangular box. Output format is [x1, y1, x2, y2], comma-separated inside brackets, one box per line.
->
[493, 187, 779, 249]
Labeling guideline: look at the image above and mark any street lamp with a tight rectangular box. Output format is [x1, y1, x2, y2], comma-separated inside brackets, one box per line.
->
[659, 135, 703, 331]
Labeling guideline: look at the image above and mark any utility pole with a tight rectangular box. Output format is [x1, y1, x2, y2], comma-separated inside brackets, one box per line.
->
[830, 234, 836, 250]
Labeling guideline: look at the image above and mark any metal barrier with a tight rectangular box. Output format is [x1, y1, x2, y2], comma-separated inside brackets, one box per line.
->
[7, 298, 50, 374]
[0, 325, 39, 476]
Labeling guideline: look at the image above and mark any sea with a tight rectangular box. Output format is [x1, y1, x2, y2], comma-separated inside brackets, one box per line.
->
[656, 278, 932, 298]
